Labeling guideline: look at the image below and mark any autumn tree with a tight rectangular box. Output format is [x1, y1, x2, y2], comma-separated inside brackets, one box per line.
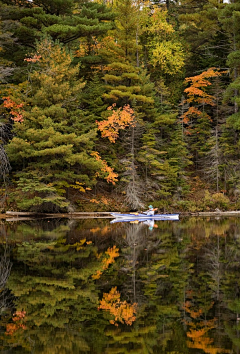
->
[4, 233, 105, 352]
[181, 68, 222, 176]
[142, 6, 184, 77]
[98, 287, 137, 326]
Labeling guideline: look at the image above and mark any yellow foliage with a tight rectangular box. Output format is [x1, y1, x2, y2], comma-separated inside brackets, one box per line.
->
[151, 41, 185, 75]
[70, 181, 85, 192]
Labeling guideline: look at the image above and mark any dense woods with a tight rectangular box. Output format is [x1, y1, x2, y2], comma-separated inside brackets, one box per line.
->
[0, 0, 239, 212]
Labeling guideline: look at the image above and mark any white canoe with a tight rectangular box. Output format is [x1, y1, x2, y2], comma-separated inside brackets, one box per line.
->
[110, 213, 179, 221]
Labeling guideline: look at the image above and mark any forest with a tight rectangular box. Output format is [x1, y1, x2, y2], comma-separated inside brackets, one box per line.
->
[0, 0, 239, 213]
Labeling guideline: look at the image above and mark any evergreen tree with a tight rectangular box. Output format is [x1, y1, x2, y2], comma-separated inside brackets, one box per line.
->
[220, 0, 240, 123]
[6, 38, 112, 211]
[177, 0, 229, 74]
[0, 0, 115, 82]
[219, 0, 240, 195]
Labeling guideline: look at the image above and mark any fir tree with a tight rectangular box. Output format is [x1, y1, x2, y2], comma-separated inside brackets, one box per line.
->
[6, 38, 111, 211]
[0, 0, 115, 82]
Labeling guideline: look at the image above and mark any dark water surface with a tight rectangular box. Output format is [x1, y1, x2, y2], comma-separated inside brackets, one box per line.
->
[1, 216, 240, 353]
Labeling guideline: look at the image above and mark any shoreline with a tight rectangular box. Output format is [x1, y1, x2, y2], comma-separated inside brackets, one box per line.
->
[0, 210, 240, 220]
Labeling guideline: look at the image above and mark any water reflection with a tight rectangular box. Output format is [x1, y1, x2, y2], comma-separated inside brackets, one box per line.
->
[0, 216, 240, 352]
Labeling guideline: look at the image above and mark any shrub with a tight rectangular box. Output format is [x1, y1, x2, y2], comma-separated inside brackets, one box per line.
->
[203, 190, 230, 211]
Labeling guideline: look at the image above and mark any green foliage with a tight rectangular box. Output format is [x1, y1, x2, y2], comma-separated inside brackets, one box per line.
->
[0, 0, 115, 81]
[10, 175, 69, 211]
[2, 0, 240, 209]
[6, 38, 105, 211]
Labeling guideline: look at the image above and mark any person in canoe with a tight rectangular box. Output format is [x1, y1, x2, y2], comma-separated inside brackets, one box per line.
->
[145, 205, 158, 216]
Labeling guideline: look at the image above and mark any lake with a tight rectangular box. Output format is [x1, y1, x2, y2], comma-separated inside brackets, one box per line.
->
[0, 215, 240, 353]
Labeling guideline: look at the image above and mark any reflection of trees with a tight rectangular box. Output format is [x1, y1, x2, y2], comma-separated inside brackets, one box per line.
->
[0, 244, 13, 313]
[1, 236, 113, 353]
[106, 222, 189, 354]
[122, 223, 147, 303]
[183, 217, 239, 353]
[3, 217, 240, 352]
[0, 243, 15, 353]
[116, 223, 161, 303]
[221, 233, 240, 352]
[203, 234, 229, 304]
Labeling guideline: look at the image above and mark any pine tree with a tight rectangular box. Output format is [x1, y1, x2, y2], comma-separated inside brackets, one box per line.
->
[220, 0, 240, 123]
[177, 0, 228, 74]
[6, 38, 112, 211]
[219, 0, 240, 195]
[0, 0, 115, 82]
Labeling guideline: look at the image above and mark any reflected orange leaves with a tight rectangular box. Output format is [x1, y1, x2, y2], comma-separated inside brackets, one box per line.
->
[92, 245, 119, 280]
[5, 311, 27, 336]
[98, 287, 137, 326]
[183, 293, 230, 354]
[90, 226, 111, 236]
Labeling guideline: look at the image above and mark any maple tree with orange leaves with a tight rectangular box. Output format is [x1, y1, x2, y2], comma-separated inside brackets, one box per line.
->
[24, 54, 41, 63]
[97, 104, 135, 143]
[181, 68, 222, 128]
[98, 287, 137, 326]
[92, 245, 119, 280]
[91, 151, 118, 185]
[5, 310, 27, 336]
[2, 97, 24, 123]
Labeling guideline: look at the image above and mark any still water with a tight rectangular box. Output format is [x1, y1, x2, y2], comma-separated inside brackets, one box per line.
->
[0, 215, 240, 353]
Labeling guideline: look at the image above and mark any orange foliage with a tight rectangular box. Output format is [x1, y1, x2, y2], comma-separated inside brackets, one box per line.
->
[181, 106, 201, 124]
[90, 226, 111, 236]
[3, 96, 24, 122]
[90, 196, 115, 207]
[24, 54, 41, 63]
[183, 295, 228, 354]
[186, 318, 229, 354]
[92, 245, 119, 280]
[90, 198, 100, 204]
[97, 104, 135, 143]
[185, 67, 221, 84]
[98, 287, 137, 326]
[91, 151, 118, 184]
[74, 43, 88, 58]
[180, 68, 222, 130]
[5, 311, 27, 336]
[103, 245, 119, 268]
[183, 300, 203, 319]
